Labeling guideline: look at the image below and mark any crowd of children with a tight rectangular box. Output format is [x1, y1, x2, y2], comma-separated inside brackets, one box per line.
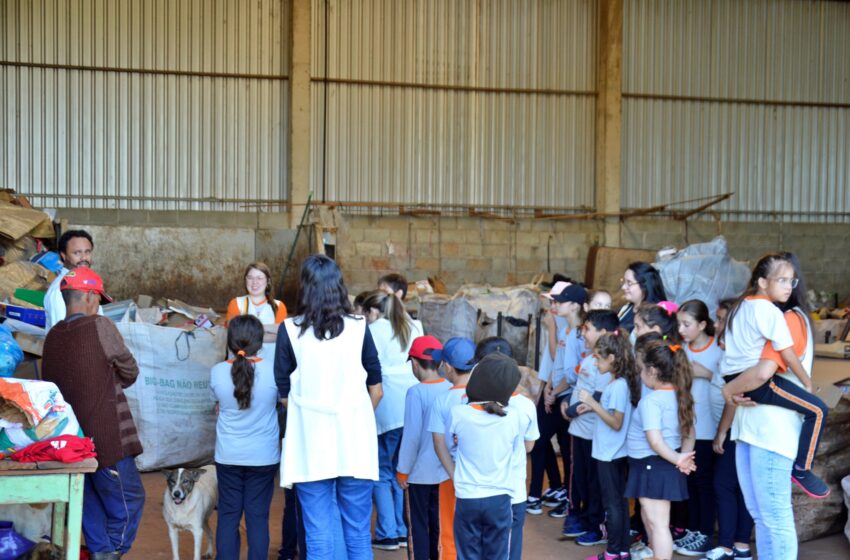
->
[210, 253, 827, 560]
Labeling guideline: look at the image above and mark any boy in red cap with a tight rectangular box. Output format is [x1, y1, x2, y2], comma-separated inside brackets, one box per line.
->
[397, 335, 450, 559]
[42, 268, 145, 560]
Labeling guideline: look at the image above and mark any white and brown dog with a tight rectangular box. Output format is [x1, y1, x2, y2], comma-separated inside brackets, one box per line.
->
[162, 466, 217, 560]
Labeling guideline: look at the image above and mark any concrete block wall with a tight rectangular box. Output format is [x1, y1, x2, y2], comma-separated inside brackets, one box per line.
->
[339, 215, 850, 303]
[335, 215, 604, 295]
[55, 209, 850, 308]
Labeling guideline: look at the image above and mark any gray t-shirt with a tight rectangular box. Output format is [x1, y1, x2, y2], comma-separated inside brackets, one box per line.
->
[592, 377, 632, 461]
[210, 358, 281, 466]
[568, 355, 611, 440]
[636, 388, 682, 458]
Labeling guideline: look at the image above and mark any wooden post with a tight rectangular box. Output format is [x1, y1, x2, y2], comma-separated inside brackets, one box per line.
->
[288, 0, 312, 228]
[595, 0, 624, 247]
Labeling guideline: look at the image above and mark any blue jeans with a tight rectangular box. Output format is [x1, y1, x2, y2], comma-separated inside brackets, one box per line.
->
[454, 495, 512, 560]
[82, 456, 145, 554]
[509, 502, 526, 560]
[297, 477, 374, 560]
[373, 428, 406, 540]
[736, 441, 796, 559]
[215, 462, 278, 560]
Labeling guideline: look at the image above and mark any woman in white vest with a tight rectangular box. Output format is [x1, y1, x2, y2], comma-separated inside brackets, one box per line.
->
[360, 290, 424, 550]
[274, 255, 383, 560]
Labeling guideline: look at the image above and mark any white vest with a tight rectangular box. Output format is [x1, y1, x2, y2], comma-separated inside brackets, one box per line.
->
[280, 315, 379, 487]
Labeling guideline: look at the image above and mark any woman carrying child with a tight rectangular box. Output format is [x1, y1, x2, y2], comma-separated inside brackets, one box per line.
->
[626, 335, 696, 560]
[722, 253, 824, 559]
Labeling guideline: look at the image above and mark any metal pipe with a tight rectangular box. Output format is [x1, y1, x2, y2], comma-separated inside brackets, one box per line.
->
[534, 312, 542, 371]
[312, 76, 597, 97]
[623, 91, 850, 110]
[0, 60, 288, 81]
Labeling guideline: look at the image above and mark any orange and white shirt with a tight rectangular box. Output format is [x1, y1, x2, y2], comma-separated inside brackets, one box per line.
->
[225, 295, 287, 326]
[720, 296, 792, 376]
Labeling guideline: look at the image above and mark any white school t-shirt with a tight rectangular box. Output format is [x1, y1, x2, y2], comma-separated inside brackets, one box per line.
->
[450, 404, 524, 499]
[568, 355, 612, 440]
[685, 336, 724, 438]
[592, 377, 633, 462]
[641, 388, 682, 451]
[507, 393, 540, 504]
[551, 319, 583, 398]
[720, 297, 793, 375]
[732, 309, 813, 461]
[427, 384, 468, 458]
[635, 388, 682, 457]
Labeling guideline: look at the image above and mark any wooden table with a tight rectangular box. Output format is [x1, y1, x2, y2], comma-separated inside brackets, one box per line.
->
[0, 458, 98, 560]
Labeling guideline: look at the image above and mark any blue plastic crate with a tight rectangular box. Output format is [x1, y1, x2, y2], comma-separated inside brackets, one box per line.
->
[3, 305, 46, 328]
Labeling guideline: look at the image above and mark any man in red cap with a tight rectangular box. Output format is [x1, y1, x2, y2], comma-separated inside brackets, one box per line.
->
[41, 268, 144, 560]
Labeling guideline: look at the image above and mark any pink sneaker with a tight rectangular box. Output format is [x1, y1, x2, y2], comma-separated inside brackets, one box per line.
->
[585, 553, 619, 560]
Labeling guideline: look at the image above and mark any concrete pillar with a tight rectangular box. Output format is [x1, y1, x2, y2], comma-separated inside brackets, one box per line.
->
[288, 0, 312, 228]
[595, 0, 623, 247]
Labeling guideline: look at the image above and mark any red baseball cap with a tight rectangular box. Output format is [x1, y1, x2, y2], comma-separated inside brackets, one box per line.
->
[60, 268, 113, 303]
[408, 335, 443, 361]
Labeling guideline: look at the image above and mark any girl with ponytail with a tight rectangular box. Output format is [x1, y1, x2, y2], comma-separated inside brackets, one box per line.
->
[360, 289, 425, 548]
[576, 328, 636, 559]
[625, 337, 696, 560]
[210, 314, 280, 559]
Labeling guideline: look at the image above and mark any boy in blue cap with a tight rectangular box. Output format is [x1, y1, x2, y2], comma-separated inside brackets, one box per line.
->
[426, 337, 477, 560]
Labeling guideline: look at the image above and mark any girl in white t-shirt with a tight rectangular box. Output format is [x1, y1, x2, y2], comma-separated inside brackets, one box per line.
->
[627, 335, 696, 560]
[720, 253, 829, 499]
[674, 299, 724, 555]
[449, 353, 528, 560]
[577, 328, 638, 560]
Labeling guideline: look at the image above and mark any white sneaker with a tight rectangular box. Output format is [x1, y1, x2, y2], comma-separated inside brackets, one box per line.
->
[630, 543, 655, 560]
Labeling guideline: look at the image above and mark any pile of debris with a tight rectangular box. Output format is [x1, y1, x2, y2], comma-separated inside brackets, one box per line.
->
[0, 191, 58, 329]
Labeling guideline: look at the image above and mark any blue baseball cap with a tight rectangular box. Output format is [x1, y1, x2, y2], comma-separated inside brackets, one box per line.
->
[432, 337, 477, 371]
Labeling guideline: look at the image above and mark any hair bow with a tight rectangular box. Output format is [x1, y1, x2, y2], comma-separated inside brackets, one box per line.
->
[668, 344, 681, 353]
[658, 300, 680, 317]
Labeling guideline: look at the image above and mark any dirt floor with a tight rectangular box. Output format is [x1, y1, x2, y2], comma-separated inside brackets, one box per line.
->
[124, 471, 849, 559]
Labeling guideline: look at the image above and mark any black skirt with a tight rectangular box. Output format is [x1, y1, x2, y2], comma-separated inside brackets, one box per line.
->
[625, 455, 688, 501]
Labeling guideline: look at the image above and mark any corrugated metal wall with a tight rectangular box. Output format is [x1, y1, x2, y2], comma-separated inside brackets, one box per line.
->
[0, 0, 289, 211]
[311, 0, 598, 210]
[622, 0, 850, 222]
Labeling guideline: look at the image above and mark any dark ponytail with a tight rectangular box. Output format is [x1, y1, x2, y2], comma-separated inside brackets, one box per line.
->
[227, 315, 264, 410]
[637, 338, 695, 439]
[481, 402, 508, 416]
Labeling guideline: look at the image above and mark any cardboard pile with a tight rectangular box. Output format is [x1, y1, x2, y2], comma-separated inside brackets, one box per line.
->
[0, 192, 56, 310]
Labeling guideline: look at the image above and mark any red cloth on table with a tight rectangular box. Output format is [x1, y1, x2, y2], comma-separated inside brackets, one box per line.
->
[10, 435, 96, 463]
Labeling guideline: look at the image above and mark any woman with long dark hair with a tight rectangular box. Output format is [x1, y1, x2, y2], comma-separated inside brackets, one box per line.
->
[274, 255, 383, 560]
[210, 314, 280, 560]
[618, 262, 667, 333]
